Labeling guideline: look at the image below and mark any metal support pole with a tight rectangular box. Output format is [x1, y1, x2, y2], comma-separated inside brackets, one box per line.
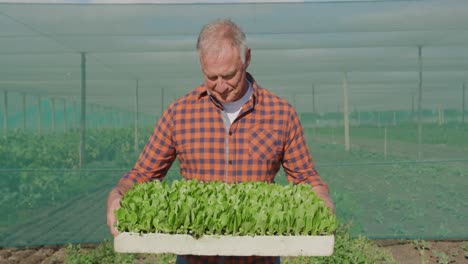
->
[3, 91, 7, 133]
[161, 87, 165, 116]
[91, 104, 96, 129]
[63, 99, 67, 132]
[98, 108, 101, 127]
[80, 52, 87, 168]
[38, 95, 42, 134]
[101, 106, 104, 129]
[135, 80, 140, 155]
[358, 110, 361, 126]
[417, 46, 423, 160]
[93, 104, 96, 129]
[437, 106, 443, 126]
[463, 82, 466, 124]
[51, 98, 56, 132]
[109, 108, 112, 128]
[22, 93, 26, 131]
[312, 84, 316, 113]
[343, 72, 350, 152]
[73, 101, 77, 130]
[102, 106, 105, 129]
[378, 112, 381, 128]
[384, 127, 387, 160]
[106, 107, 110, 129]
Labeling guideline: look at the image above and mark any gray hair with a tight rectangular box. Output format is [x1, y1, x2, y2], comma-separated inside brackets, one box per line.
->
[196, 18, 248, 64]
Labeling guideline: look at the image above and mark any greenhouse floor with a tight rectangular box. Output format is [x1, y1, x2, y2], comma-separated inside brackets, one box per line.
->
[375, 240, 467, 264]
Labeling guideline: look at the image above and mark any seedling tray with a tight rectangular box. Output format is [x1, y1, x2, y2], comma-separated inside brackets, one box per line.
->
[114, 233, 334, 256]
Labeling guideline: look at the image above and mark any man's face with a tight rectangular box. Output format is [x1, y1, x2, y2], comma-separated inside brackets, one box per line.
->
[199, 42, 251, 103]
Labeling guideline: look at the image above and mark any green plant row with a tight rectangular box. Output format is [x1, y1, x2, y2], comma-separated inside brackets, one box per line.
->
[0, 128, 152, 169]
[307, 122, 468, 148]
[116, 180, 338, 238]
[0, 128, 150, 211]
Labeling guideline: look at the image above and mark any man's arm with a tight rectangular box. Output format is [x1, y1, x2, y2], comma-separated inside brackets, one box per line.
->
[106, 107, 177, 236]
[281, 107, 335, 213]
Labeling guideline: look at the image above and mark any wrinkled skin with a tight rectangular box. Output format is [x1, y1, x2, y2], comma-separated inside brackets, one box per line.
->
[199, 40, 251, 104]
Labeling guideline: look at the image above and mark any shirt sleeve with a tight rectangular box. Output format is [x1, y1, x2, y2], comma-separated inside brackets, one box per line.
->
[282, 106, 329, 192]
[121, 106, 177, 184]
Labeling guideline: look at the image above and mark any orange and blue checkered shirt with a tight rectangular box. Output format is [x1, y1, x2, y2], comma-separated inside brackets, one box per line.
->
[120, 73, 328, 264]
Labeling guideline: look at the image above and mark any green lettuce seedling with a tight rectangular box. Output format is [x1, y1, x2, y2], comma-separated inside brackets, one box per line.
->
[116, 180, 337, 238]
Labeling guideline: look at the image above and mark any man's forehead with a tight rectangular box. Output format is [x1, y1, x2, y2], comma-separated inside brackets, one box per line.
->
[202, 61, 237, 77]
[201, 49, 240, 68]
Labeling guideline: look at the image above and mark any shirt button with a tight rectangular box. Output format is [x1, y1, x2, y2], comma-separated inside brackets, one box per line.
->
[229, 132, 233, 136]
[229, 160, 233, 164]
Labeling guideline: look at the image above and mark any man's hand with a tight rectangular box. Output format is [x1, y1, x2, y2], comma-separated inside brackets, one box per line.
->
[107, 190, 122, 237]
[312, 186, 335, 214]
[107, 179, 134, 237]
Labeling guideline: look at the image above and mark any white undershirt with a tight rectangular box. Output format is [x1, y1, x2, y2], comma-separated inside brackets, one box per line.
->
[221, 80, 253, 124]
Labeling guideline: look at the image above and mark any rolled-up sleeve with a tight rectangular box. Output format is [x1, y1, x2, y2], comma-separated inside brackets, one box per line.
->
[122, 106, 177, 184]
[282, 107, 329, 192]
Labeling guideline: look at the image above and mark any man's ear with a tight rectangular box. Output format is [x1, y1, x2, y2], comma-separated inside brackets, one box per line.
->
[244, 48, 251, 69]
[197, 50, 204, 67]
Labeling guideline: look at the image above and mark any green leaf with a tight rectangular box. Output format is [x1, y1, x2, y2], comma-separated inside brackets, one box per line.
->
[116, 181, 338, 236]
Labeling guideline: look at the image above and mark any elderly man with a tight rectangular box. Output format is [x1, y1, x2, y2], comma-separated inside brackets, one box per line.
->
[107, 18, 334, 264]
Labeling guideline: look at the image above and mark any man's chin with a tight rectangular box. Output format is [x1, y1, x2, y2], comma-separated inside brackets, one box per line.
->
[215, 95, 231, 103]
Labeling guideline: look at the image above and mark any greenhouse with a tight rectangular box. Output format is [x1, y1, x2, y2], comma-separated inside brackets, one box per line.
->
[0, 0, 467, 260]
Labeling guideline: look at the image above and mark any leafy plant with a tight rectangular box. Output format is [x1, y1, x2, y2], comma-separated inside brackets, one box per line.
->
[433, 250, 452, 264]
[282, 224, 398, 264]
[116, 180, 338, 237]
[461, 242, 468, 259]
[0, 128, 148, 212]
[413, 240, 432, 264]
[65, 241, 136, 264]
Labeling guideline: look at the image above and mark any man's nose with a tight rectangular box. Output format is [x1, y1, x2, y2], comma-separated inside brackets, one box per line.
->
[214, 78, 228, 94]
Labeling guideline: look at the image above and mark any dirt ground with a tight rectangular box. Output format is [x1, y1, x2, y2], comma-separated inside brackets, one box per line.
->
[0, 240, 467, 264]
[376, 240, 467, 264]
[0, 244, 66, 264]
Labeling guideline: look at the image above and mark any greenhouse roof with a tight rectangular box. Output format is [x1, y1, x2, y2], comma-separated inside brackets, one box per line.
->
[1, 0, 468, 113]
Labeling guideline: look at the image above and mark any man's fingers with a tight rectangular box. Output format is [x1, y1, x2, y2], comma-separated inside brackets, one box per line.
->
[315, 193, 335, 214]
[111, 227, 119, 237]
[107, 195, 122, 237]
[320, 196, 335, 214]
[107, 212, 120, 237]
[326, 199, 336, 214]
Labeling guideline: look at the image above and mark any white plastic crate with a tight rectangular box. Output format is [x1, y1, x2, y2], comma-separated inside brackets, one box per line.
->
[114, 233, 334, 256]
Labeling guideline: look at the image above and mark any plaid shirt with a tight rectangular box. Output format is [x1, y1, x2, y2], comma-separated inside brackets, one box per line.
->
[121, 73, 328, 264]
